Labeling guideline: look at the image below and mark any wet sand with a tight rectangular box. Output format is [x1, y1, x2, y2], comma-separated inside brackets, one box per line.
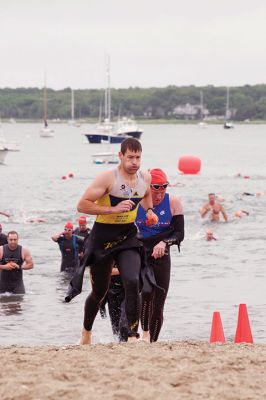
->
[1, 341, 266, 400]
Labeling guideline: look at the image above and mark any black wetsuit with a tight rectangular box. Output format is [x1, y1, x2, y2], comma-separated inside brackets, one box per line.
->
[136, 194, 184, 342]
[0, 244, 25, 294]
[73, 227, 91, 260]
[105, 274, 128, 342]
[0, 233, 8, 246]
[57, 235, 82, 274]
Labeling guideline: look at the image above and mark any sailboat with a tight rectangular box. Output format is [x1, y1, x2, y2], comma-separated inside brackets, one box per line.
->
[40, 75, 54, 138]
[198, 91, 207, 128]
[224, 87, 234, 129]
[90, 56, 119, 164]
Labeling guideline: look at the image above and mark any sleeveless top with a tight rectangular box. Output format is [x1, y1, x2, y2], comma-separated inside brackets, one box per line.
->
[136, 193, 173, 238]
[0, 244, 24, 282]
[95, 168, 147, 224]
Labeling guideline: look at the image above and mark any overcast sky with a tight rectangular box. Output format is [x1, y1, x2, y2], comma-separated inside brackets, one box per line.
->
[1, 0, 265, 90]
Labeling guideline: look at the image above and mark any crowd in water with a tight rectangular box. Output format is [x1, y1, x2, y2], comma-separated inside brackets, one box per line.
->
[0, 137, 265, 344]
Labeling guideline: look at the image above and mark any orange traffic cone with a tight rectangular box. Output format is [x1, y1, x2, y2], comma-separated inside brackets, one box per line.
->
[210, 311, 226, 343]
[234, 304, 253, 343]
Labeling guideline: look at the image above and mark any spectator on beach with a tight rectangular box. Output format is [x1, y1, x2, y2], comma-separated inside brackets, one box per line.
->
[0, 224, 8, 246]
[75, 138, 157, 345]
[135, 168, 184, 342]
[200, 193, 228, 222]
[0, 230, 34, 294]
[51, 222, 83, 275]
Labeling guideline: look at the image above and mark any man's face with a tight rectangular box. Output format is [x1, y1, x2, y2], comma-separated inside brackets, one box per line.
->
[208, 194, 216, 205]
[79, 224, 87, 231]
[151, 185, 168, 206]
[119, 149, 141, 175]
[64, 228, 73, 239]
[7, 233, 18, 250]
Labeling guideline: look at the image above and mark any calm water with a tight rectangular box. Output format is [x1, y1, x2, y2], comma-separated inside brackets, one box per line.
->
[0, 122, 265, 345]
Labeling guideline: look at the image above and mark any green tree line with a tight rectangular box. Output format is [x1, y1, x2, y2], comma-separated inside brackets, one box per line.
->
[1, 84, 266, 121]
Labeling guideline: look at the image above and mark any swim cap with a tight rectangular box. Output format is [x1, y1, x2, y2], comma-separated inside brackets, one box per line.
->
[64, 222, 73, 230]
[78, 216, 86, 226]
[150, 168, 168, 184]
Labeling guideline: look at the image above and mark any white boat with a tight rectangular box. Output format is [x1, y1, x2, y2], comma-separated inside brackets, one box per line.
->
[40, 74, 55, 137]
[0, 130, 20, 151]
[91, 151, 119, 164]
[223, 87, 234, 129]
[115, 117, 143, 139]
[0, 147, 8, 164]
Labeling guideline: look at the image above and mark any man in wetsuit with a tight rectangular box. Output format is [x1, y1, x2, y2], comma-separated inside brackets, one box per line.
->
[0, 224, 8, 246]
[136, 168, 184, 342]
[73, 216, 91, 261]
[77, 137, 157, 344]
[0, 230, 34, 294]
[52, 222, 83, 275]
[200, 193, 228, 222]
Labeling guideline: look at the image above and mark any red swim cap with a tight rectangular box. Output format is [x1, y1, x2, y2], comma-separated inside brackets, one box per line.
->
[64, 222, 73, 230]
[150, 168, 168, 185]
[78, 216, 87, 226]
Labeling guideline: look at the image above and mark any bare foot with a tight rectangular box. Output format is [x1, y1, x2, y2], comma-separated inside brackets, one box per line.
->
[79, 328, 92, 345]
[141, 331, 150, 342]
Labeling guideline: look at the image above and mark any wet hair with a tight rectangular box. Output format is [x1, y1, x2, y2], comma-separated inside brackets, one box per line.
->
[120, 138, 142, 155]
[7, 230, 19, 238]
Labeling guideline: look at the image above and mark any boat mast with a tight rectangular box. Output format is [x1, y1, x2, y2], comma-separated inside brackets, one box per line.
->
[71, 89, 75, 121]
[43, 72, 48, 125]
[225, 87, 230, 120]
[105, 54, 111, 122]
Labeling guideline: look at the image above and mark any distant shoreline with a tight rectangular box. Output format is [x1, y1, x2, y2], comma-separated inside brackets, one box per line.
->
[2, 119, 266, 125]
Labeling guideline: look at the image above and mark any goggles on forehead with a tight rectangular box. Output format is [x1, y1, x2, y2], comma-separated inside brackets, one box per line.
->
[150, 183, 168, 190]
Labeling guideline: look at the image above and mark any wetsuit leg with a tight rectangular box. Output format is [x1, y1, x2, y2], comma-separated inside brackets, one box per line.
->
[146, 253, 171, 342]
[140, 290, 154, 332]
[83, 256, 114, 331]
[107, 276, 125, 337]
[116, 249, 141, 337]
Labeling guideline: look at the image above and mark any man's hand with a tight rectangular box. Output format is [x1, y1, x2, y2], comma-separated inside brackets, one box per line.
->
[151, 241, 167, 259]
[112, 200, 135, 213]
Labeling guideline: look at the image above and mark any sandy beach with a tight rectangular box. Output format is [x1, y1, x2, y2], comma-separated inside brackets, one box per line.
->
[1, 341, 266, 400]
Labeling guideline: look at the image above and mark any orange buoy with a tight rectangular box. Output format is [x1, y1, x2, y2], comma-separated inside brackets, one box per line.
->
[61, 175, 67, 180]
[178, 155, 201, 174]
[68, 172, 74, 178]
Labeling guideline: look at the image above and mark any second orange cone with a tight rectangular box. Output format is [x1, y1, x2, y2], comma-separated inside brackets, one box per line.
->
[234, 304, 254, 343]
[210, 311, 226, 343]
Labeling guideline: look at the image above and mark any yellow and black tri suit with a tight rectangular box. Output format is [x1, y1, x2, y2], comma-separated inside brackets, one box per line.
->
[82, 168, 147, 338]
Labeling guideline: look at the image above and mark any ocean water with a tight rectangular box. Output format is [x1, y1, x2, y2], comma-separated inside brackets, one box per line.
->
[0, 122, 265, 345]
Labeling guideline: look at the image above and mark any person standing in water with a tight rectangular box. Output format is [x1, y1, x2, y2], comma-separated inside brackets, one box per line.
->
[200, 193, 228, 222]
[0, 224, 8, 246]
[136, 168, 184, 342]
[76, 138, 157, 344]
[52, 222, 83, 275]
[0, 231, 34, 294]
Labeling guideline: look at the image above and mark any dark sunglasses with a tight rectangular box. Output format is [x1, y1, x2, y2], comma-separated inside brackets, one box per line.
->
[150, 183, 168, 190]
[64, 229, 72, 232]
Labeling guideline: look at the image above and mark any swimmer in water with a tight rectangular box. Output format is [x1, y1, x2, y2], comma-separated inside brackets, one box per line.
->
[206, 229, 217, 241]
[234, 210, 249, 218]
[200, 193, 228, 222]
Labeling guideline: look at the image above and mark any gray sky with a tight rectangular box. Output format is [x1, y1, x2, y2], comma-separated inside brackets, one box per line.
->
[1, 0, 265, 89]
